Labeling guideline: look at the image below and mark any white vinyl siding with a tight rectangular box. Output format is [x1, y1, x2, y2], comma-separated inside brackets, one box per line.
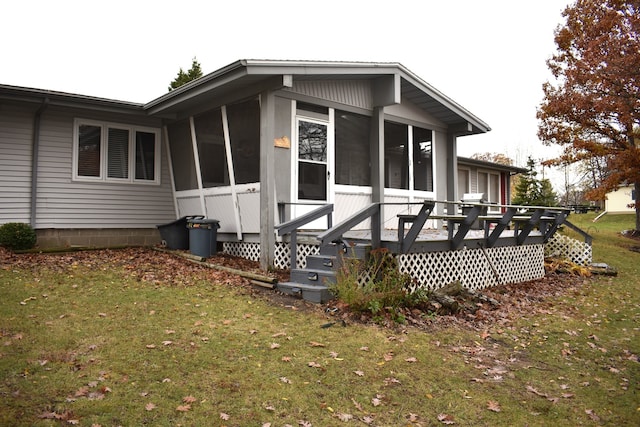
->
[0, 104, 33, 224]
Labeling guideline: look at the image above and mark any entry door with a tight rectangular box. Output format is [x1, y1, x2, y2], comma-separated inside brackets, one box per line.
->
[294, 117, 333, 229]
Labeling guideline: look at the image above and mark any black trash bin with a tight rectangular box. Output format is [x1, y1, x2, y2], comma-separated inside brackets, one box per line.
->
[187, 219, 220, 258]
[157, 215, 203, 249]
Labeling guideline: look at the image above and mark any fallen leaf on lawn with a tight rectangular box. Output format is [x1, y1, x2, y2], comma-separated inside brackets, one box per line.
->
[165, 329, 175, 334]
[362, 415, 374, 424]
[308, 361, 322, 368]
[270, 343, 281, 349]
[194, 320, 203, 326]
[176, 404, 191, 412]
[371, 397, 381, 407]
[145, 344, 156, 349]
[526, 385, 548, 398]
[262, 423, 272, 427]
[162, 341, 173, 346]
[585, 409, 600, 421]
[281, 356, 291, 362]
[351, 398, 363, 412]
[561, 393, 575, 398]
[481, 330, 490, 340]
[437, 413, 456, 424]
[272, 332, 287, 337]
[298, 421, 312, 427]
[487, 400, 501, 412]
[407, 413, 418, 422]
[359, 346, 369, 351]
[280, 377, 291, 384]
[329, 351, 339, 358]
[336, 412, 353, 421]
[309, 341, 325, 347]
[383, 352, 393, 361]
[220, 412, 230, 420]
[405, 357, 417, 363]
[182, 395, 197, 403]
[98, 313, 107, 317]
[145, 403, 156, 411]
[353, 370, 364, 377]
[162, 378, 171, 383]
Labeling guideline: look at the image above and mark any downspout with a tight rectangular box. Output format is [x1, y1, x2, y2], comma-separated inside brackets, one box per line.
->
[30, 97, 49, 228]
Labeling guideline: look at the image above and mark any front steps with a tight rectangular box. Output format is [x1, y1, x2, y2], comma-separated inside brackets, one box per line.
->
[277, 242, 369, 303]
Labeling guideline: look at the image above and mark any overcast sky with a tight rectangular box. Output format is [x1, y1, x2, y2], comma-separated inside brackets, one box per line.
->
[2, 0, 572, 182]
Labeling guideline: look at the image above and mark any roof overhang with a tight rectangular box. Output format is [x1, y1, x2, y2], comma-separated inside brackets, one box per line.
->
[458, 156, 527, 174]
[0, 84, 146, 115]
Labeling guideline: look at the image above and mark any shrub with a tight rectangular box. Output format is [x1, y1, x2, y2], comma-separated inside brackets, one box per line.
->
[330, 248, 423, 321]
[0, 222, 37, 251]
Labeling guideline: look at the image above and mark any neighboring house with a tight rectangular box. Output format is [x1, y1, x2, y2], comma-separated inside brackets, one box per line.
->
[605, 185, 636, 214]
[1, 59, 579, 300]
[456, 157, 525, 212]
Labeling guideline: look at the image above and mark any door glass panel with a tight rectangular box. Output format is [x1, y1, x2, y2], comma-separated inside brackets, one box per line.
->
[298, 120, 328, 201]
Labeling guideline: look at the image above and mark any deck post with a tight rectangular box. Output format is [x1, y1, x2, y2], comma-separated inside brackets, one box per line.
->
[260, 91, 276, 270]
[370, 106, 384, 248]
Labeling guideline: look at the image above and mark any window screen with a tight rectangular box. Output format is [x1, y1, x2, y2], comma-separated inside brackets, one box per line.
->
[107, 128, 129, 179]
[78, 124, 101, 177]
[335, 111, 371, 186]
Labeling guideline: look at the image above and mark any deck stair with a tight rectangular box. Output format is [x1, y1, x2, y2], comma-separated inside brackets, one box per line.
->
[277, 241, 370, 303]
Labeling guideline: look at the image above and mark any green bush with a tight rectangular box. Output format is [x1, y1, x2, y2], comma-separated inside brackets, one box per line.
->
[0, 222, 37, 250]
[330, 248, 424, 321]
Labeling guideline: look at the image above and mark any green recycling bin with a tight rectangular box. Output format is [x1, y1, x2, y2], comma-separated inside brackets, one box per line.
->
[186, 219, 220, 258]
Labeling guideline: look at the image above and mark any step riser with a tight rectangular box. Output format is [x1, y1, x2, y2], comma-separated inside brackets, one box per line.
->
[290, 269, 336, 286]
[277, 282, 333, 304]
[305, 255, 341, 271]
[319, 244, 369, 259]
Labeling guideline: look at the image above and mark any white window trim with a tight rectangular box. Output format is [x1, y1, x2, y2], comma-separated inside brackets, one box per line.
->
[73, 118, 161, 185]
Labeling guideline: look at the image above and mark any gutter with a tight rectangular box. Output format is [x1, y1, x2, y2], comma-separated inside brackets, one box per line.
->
[30, 97, 49, 227]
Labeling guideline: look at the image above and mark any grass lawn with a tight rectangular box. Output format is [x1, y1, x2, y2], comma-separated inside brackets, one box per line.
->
[1, 213, 639, 426]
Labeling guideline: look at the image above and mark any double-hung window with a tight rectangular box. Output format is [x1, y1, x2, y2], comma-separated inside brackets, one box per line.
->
[74, 119, 160, 184]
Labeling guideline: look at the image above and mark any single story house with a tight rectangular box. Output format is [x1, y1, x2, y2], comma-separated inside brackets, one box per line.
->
[1, 59, 582, 301]
[604, 185, 636, 214]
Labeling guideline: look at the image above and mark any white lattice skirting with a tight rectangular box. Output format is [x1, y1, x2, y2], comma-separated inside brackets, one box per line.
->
[222, 242, 319, 269]
[398, 244, 545, 292]
[223, 236, 590, 292]
[544, 234, 592, 266]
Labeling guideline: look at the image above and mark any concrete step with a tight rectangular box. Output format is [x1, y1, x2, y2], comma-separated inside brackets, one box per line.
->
[290, 268, 336, 286]
[276, 282, 333, 304]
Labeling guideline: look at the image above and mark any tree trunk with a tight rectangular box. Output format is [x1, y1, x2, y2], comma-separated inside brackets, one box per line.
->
[635, 181, 640, 232]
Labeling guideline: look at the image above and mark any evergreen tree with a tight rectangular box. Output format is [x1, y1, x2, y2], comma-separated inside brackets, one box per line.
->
[168, 57, 203, 91]
[513, 157, 557, 207]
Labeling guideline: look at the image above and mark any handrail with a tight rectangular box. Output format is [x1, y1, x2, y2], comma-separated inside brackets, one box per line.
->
[562, 220, 593, 245]
[276, 204, 334, 235]
[317, 203, 381, 247]
[275, 203, 333, 270]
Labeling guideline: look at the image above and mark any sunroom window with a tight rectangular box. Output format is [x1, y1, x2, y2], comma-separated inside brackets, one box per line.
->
[384, 121, 433, 191]
[74, 119, 160, 184]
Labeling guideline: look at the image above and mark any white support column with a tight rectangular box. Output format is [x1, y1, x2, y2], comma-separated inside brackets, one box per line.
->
[188, 116, 207, 217]
[221, 106, 243, 240]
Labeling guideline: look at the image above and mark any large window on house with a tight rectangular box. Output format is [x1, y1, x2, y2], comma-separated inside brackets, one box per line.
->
[74, 119, 160, 184]
[227, 98, 260, 184]
[384, 121, 433, 191]
[194, 109, 230, 187]
[335, 110, 371, 186]
[167, 119, 198, 191]
[478, 171, 500, 205]
[458, 168, 470, 197]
